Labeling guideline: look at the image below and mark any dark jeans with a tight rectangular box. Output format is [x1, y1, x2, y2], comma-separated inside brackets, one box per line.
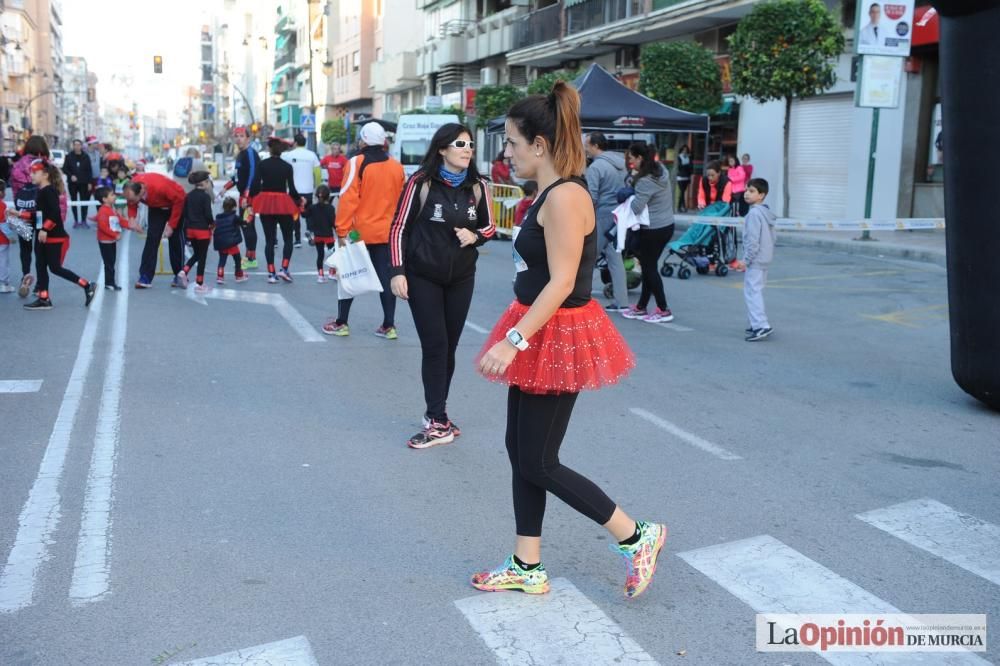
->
[138, 207, 183, 282]
[68, 183, 91, 224]
[99, 242, 117, 286]
[336, 242, 396, 328]
[636, 225, 674, 311]
[506, 387, 616, 537]
[677, 179, 690, 212]
[406, 272, 475, 422]
[261, 214, 293, 272]
[36, 240, 85, 296]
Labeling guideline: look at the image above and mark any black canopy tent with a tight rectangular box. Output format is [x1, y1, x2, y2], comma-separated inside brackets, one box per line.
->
[486, 63, 711, 135]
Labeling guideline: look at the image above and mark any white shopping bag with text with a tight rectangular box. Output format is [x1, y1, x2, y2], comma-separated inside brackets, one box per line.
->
[332, 240, 383, 298]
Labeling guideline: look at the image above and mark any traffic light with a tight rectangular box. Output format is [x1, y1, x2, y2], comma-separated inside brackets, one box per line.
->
[153, 55, 163, 74]
[250, 123, 259, 135]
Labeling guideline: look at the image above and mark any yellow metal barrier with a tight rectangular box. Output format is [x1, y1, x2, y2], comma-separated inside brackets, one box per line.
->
[155, 238, 173, 275]
[489, 183, 524, 239]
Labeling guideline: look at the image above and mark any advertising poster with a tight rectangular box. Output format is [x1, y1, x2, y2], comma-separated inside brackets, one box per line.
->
[855, 1, 915, 57]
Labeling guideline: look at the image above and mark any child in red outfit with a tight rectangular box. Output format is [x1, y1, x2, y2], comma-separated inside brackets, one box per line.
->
[94, 186, 132, 290]
[513, 180, 537, 227]
[0, 180, 12, 293]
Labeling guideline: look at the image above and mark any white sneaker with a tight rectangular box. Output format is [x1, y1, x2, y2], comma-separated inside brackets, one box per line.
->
[317, 275, 327, 283]
[176, 271, 189, 288]
[0, 284, 14, 294]
[642, 308, 674, 323]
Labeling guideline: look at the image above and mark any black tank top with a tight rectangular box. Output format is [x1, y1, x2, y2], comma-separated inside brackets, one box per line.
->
[513, 177, 596, 308]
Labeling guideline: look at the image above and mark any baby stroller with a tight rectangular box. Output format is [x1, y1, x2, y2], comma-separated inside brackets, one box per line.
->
[597, 250, 642, 300]
[660, 202, 733, 279]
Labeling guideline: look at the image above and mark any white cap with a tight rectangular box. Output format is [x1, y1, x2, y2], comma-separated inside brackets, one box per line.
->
[359, 122, 386, 147]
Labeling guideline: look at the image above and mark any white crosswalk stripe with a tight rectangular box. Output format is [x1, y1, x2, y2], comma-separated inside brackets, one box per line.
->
[677, 534, 990, 665]
[857, 499, 1000, 587]
[455, 577, 659, 665]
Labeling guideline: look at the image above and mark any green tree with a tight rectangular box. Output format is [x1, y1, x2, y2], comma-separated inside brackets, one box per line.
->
[320, 118, 348, 146]
[474, 85, 525, 125]
[728, 0, 845, 215]
[527, 69, 581, 95]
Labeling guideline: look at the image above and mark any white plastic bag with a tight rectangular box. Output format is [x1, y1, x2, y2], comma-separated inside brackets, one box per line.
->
[332, 240, 383, 298]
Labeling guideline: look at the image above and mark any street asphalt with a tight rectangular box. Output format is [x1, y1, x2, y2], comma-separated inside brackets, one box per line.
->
[0, 212, 997, 665]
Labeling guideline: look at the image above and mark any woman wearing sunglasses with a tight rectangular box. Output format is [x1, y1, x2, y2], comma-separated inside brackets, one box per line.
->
[389, 125, 496, 449]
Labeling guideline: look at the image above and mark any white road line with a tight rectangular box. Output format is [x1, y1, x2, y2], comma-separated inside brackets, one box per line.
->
[176, 635, 319, 666]
[857, 499, 1000, 587]
[629, 407, 743, 461]
[0, 380, 43, 393]
[657, 322, 694, 332]
[0, 267, 105, 613]
[455, 577, 658, 665]
[187, 287, 326, 343]
[70, 235, 130, 604]
[464, 320, 489, 334]
[677, 535, 989, 665]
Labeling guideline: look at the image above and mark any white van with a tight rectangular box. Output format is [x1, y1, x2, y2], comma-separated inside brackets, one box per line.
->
[390, 114, 461, 178]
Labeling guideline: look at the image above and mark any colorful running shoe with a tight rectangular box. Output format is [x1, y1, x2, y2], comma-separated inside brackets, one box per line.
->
[642, 308, 674, 324]
[407, 420, 455, 449]
[243, 259, 258, 270]
[375, 326, 398, 340]
[612, 521, 667, 599]
[235, 273, 249, 283]
[621, 306, 647, 320]
[322, 320, 349, 336]
[422, 416, 460, 438]
[471, 555, 549, 595]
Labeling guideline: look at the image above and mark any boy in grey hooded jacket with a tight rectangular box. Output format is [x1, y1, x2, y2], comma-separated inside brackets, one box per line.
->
[742, 178, 776, 340]
[585, 133, 629, 310]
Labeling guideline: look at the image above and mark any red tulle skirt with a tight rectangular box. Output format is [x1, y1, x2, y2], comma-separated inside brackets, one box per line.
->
[252, 191, 299, 217]
[477, 299, 635, 394]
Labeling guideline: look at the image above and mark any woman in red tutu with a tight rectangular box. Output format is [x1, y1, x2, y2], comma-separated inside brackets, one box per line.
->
[472, 82, 667, 599]
[253, 137, 302, 283]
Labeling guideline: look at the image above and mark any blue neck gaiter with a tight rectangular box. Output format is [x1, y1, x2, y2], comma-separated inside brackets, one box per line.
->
[439, 165, 467, 188]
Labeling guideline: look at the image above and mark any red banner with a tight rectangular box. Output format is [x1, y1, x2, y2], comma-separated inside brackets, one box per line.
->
[913, 6, 939, 46]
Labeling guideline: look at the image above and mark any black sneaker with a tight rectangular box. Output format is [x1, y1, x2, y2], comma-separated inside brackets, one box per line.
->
[84, 283, 97, 307]
[745, 327, 773, 342]
[407, 420, 455, 449]
[105, 284, 122, 291]
[24, 297, 53, 310]
[605, 303, 628, 313]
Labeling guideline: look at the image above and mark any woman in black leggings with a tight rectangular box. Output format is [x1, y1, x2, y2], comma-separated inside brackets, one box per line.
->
[473, 83, 666, 599]
[620, 141, 676, 324]
[23, 160, 96, 310]
[252, 138, 300, 284]
[389, 123, 496, 449]
[176, 171, 215, 292]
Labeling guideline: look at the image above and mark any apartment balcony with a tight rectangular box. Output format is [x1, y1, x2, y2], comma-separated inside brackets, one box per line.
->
[275, 14, 296, 34]
[416, 5, 527, 77]
[508, 0, 756, 68]
[371, 52, 421, 95]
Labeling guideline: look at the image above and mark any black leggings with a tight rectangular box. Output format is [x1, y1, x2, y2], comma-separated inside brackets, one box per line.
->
[636, 225, 674, 311]
[241, 210, 257, 259]
[36, 241, 86, 297]
[99, 242, 117, 286]
[218, 252, 243, 277]
[506, 387, 616, 537]
[315, 241, 332, 271]
[336, 243, 396, 328]
[68, 183, 90, 224]
[407, 273, 474, 422]
[677, 179, 690, 211]
[184, 238, 211, 282]
[19, 236, 33, 276]
[261, 214, 293, 273]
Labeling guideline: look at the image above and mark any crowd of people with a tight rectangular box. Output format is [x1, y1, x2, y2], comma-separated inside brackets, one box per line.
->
[2, 83, 780, 601]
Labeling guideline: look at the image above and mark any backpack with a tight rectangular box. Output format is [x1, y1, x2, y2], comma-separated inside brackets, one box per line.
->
[173, 157, 193, 179]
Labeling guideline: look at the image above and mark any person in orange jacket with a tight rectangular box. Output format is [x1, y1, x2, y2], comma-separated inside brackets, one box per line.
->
[323, 122, 406, 339]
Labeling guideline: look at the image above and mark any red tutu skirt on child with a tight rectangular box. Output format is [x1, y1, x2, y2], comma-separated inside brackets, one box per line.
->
[252, 191, 299, 217]
[477, 299, 634, 394]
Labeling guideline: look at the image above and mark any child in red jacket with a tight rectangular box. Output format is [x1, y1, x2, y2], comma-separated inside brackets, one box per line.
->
[95, 186, 131, 290]
[513, 180, 537, 227]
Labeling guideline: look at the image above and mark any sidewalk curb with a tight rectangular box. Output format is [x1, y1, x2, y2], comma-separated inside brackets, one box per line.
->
[673, 220, 947, 268]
